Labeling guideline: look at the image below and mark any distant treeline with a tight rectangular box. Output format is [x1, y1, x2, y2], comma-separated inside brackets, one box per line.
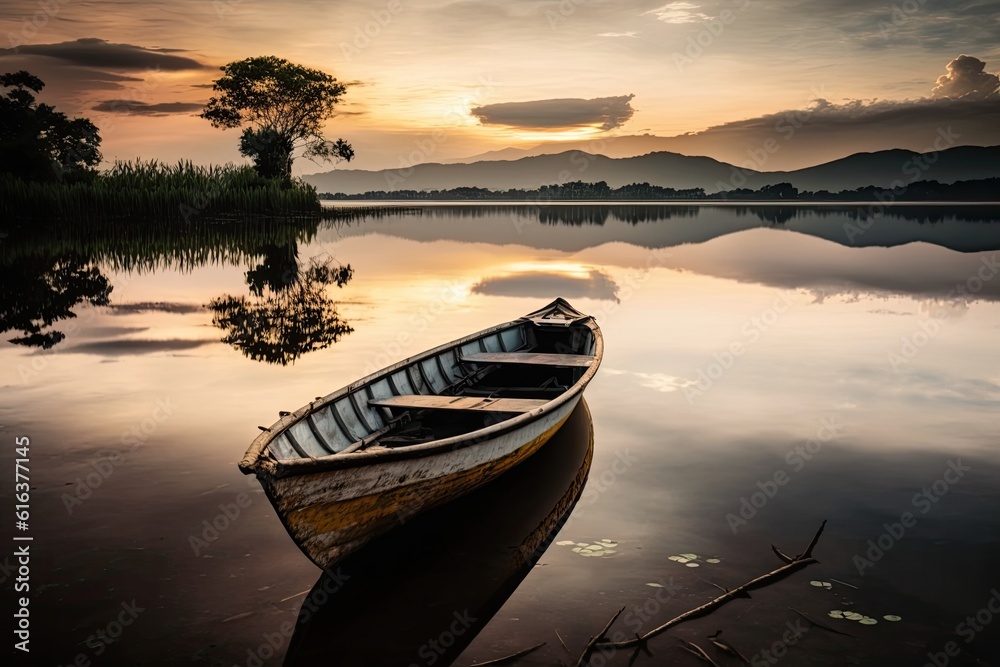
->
[320, 178, 1000, 202]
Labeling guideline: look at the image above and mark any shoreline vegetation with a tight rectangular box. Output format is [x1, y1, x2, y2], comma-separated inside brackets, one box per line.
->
[2, 59, 356, 223]
[319, 177, 1000, 203]
[1, 160, 327, 222]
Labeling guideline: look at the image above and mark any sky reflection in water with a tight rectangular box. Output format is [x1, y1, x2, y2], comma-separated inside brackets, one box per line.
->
[1, 204, 998, 665]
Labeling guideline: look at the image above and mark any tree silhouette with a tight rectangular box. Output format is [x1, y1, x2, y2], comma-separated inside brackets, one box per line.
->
[201, 56, 354, 180]
[0, 255, 112, 348]
[207, 256, 354, 365]
[0, 71, 101, 182]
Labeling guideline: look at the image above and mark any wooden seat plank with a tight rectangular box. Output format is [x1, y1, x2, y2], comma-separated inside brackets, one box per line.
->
[369, 395, 548, 413]
[461, 352, 594, 367]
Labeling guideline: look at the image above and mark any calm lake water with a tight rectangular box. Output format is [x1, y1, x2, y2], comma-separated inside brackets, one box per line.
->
[3, 204, 1000, 666]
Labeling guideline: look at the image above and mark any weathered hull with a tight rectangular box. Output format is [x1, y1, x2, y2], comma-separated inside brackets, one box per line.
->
[241, 298, 603, 570]
[285, 400, 595, 666]
[266, 394, 580, 569]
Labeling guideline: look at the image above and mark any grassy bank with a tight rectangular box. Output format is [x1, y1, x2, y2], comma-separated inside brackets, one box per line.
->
[1, 160, 323, 222]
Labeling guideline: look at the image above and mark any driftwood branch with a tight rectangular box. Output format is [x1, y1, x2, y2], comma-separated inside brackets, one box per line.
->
[770, 544, 794, 564]
[597, 520, 827, 650]
[468, 642, 545, 666]
[574, 606, 625, 667]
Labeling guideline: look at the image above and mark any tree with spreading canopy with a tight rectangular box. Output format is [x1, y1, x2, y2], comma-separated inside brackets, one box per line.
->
[0, 71, 102, 182]
[201, 56, 355, 180]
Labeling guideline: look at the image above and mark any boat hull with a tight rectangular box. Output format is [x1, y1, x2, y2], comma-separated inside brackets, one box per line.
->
[265, 394, 580, 569]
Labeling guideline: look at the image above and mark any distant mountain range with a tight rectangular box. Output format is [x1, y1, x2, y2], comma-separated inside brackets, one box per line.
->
[304, 145, 1000, 196]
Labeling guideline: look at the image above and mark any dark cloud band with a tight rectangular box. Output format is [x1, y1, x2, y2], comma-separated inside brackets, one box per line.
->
[470, 94, 636, 131]
[0, 38, 207, 71]
[92, 100, 204, 115]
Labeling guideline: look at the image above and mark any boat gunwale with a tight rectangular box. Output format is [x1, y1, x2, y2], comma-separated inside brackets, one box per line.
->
[239, 299, 603, 479]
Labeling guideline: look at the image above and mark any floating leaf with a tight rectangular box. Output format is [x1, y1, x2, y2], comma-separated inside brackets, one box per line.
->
[603, 550, 617, 555]
[686, 563, 700, 568]
[859, 618, 877, 625]
[680, 553, 698, 560]
[883, 615, 902, 622]
[706, 558, 721, 564]
[844, 612, 864, 621]
[571, 547, 583, 553]
[809, 580, 832, 589]
[556, 540, 575, 546]
[828, 611, 844, 619]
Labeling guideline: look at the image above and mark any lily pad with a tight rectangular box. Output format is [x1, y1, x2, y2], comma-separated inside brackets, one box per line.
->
[844, 612, 864, 621]
[809, 580, 833, 589]
[646, 583, 664, 588]
[883, 615, 902, 622]
[680, 553, 698, 560]
[668, 556, 690, 563]
[685, 562, 700, 568]
[859, 618, 877, 625]
[706, 558, 721, 564]
[828, 610, 844, 619]
[556, 540, 575, 546]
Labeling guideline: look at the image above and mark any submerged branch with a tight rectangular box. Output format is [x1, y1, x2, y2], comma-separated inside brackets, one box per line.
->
[597, 520, 828, 650]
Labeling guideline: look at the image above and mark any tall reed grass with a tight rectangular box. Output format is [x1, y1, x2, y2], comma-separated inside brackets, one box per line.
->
[1, 160, 322, 222]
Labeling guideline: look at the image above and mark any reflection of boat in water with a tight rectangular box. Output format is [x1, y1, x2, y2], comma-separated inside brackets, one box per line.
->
[239, 298, 602, 568]
[283, 399, 595, 666]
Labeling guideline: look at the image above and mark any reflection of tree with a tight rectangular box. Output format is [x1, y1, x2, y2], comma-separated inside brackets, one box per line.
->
[207, 257, 353, 365]
[0, 256, 111, 348]
[245, 243, 300, 296]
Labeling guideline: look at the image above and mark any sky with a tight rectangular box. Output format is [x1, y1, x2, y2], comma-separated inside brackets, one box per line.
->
[1, 0, 999, 173]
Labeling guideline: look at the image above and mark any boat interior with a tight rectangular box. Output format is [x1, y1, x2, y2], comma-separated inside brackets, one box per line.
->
[266, 313, 597, 461]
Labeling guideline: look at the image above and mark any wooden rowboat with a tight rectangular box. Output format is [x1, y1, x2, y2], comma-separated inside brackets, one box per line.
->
[239, 297, 603, 569]
[284, 400, 595, 666]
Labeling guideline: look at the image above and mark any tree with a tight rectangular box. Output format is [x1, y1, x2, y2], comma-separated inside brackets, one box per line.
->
[207, 255, 354, 365]
[0, 255, 112, 349]
[201, 56, 355, 180]
[0, 71, 102, 182]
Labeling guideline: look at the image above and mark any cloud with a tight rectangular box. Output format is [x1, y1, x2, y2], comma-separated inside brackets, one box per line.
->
[931, 55, 1000, 100]
[470, 94, 636, 131]
[643, 2, 710, 24]
[108, 302, 204, 314]
[68, 339, 214, 355]
[92, 100, 204, 115]
[470, 270, 620, 301]
[0, 38, 208, 71]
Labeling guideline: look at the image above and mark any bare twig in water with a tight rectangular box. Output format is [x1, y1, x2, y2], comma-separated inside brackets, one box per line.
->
[789, 607, 854, 637]
[597, 520, 828, 650]
[469, 642, 545, 666]
[771, 544, 794, 564]
[680, 640, 722, 667]
[700, 578, 729, 594]
[555, 629, 570, 655]
[574, 606, 625, 667]
[829, 578, 858, 590]
[736, 604, 756, 622]
[707, 631, 751, 665]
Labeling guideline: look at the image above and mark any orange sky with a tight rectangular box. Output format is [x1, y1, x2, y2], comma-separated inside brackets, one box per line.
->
[1, 1, 998, 172]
